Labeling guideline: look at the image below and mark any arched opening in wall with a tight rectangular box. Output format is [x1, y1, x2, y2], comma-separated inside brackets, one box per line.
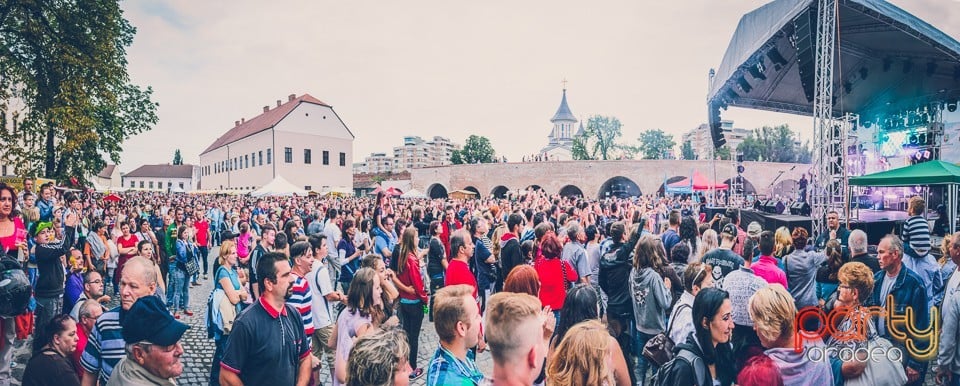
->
[770, 179, 799, 200]
[525, 185, 544, 193]
[597, 176, 641, 199]
[656, 175, 689, 196]
[558, 185, 584, 198]
[463, 186, 481, 198]
[427, 183, 448, 199]
[490, 185, 509, 199]
[722, 177, 757, 196]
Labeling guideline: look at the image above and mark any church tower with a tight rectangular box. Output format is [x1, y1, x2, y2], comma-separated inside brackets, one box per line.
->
[548, 88, 578, 145]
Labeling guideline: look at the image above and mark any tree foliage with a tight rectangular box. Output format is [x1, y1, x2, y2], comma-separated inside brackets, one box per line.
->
[715, 145, 731, 160]
[0, 0, 159, 183]
[173, 149, 183, 165]
[638, 129, 676, 159]
[453, 135, 496, 164]
[573, 116, 623, 160]
[736, 124, 811, 163]
[681, 141, 695, 160]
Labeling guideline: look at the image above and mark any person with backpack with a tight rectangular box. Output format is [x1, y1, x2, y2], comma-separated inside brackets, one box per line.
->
[599, 220, 639, 385]
[654, 287, 735, 386]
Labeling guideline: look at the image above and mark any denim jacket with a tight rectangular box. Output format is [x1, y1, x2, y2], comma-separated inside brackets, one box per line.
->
[867, 265, 930, 372]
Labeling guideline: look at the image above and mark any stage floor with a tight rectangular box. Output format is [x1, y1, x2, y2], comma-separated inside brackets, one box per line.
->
[848, 209, 910, 222]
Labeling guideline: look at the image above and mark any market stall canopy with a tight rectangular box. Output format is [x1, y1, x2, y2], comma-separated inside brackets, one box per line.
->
[708, 0, 960, 120]
[400, 189, 427, 199]
[103, 193, 123, 202]
[849, 160, 960, 186]
[449, 190, 478, 200]
[668, 171, 729, 191]
[250, 176, 308, 197]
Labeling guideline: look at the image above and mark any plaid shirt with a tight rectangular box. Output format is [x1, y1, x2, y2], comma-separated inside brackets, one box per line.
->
[426, 345, 484, 386]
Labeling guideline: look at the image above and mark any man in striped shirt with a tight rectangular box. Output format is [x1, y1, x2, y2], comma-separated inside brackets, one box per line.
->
[287, 241, 320, 370]
[80, 256, 158, 386]
[902, 196, 943, 308]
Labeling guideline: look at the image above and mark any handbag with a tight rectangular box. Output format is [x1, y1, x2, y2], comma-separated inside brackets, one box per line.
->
[845, 336, 908, 386]
[560, 259, 572, 290]
[184, 246, 200, 277]
[643, 304, 691, 367]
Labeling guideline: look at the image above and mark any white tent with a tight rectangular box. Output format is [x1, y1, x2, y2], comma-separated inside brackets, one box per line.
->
[250, 176, 308, 197]
[400, 188, 427, 199]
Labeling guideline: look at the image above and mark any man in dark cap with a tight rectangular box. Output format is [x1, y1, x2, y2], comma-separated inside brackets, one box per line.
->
[106, 296, 187, 385]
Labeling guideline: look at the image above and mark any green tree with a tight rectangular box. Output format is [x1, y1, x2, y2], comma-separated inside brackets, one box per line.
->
[173, 149, 183, 165]
[638, 129, 676, 159]
[736, 124, 810, 163]
[681, 141, 696, 160]
[0, 0, 158, 183]
[456, 135, 496, 164]
[715, 145, 731, 160]
[450, 150, 464, 164]
[582, 116, 623, 160]
[571, 133, 595, 160]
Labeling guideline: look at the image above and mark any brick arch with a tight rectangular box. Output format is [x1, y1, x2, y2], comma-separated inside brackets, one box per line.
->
[427, 183, 448, 199]
[597, 176, 641, 199]
[558, 185, 584, 198]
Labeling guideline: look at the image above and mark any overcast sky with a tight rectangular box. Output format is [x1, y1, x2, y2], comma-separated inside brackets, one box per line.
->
[116, 0, 960, 172]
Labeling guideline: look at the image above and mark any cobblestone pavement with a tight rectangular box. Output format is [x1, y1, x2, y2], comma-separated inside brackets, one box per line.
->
[8, 246, 493, 385]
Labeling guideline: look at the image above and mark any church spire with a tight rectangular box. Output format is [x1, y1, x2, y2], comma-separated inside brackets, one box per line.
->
[551, 88, 577, 123]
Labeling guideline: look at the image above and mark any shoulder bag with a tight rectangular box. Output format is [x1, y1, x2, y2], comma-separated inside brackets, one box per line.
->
[643, 303, 691, 367]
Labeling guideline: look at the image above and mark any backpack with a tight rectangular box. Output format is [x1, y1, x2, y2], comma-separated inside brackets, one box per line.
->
[651, 348, 708, 386]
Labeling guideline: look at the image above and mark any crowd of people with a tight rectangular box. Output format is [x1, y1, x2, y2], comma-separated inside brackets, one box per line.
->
[0, 179, 956, 386]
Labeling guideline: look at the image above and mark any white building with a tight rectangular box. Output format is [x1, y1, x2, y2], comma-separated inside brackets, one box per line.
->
[683, 120, 750, 160]
[392, 135, 459, 171]
[94, 164, 122, 190]
[354, 152, 395, 174]
[122, 164, 199, 192]
[199, 93, 354, 191]
[540, 88, 583, 161]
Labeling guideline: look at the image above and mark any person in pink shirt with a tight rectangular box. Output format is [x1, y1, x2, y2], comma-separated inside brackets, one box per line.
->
[752, 231, 788, 289]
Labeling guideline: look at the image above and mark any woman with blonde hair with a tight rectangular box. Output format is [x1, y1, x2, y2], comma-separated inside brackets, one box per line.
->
[346, 327, 411, 386]
[209, 239, 247, 386]
[749, 284, 834, 386]
[699, 229, 719, 259]
[773, 226, 793, 263]
[547, 319, 614, 386]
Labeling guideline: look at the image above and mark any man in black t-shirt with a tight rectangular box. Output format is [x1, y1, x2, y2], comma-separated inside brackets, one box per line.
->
[220, 252, 310, 386]
[701, 223, 745, 288]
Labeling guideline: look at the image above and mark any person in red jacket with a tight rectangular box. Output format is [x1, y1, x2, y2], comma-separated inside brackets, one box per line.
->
[440, 206, 462, 258]
[445, 229, 477, 301]
[535, 231, 578, 323]
[393, 226, 429, 380]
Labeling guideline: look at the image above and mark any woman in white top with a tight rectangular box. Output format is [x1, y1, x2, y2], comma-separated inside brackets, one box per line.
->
[668, 262, 714, 344]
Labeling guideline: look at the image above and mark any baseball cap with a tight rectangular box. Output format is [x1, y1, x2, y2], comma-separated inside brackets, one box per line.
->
[747, 222, 762, 237]
[721, 223, 738, 238]
[122, 296, 189, 346]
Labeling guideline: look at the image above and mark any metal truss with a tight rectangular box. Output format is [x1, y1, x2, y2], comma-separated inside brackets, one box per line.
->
[811, 0, 839, 239]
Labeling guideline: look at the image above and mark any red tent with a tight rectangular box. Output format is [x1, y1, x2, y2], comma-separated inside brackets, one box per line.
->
[668, 171, 728, 191]
[103, 193, 123, 202]
[370, 185, 403, 196]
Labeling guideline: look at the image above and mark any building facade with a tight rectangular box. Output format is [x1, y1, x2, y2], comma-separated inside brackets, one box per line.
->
[94, 164, 122, 190]
[540, 88, 583, 161]
[683, 120, 750, 160]
[354, 135, 459, 174]
[122, 164, 199, 192]
[199, 93, 354, 191]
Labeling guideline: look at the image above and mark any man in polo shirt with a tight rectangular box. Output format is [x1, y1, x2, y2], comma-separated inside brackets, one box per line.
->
[106, 296, 188, 385]
[444, 230, 478, 300]
[81, 256, 158, 386]
[427, 285, 484, 386]
[220, 252, 311, 386]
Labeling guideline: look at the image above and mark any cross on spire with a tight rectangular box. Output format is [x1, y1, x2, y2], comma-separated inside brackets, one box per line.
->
[561, 77, 568, 90]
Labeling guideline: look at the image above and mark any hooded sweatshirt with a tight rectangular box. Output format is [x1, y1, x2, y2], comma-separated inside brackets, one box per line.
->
[765, 346, 834, 386]
[629, 266, 671, 335]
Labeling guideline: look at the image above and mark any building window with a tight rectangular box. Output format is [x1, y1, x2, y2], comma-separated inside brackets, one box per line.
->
[259, 151, 263, 166]
[251, 153, 255, 167]
[179, 182, 184, 189]
[267, 149, 272, 164]
[129, 181, 134, 188]
[285, 147, 293, 163]
[322, 150, 329, 165]
[157, 180, 162, 188]
[139, 181, 144, 188]
[149, 181, 154, 189]
[245, 155, 249, 169]
[304, 185, 312, 191]
[340, 152, 346, 166]
[304, 149, 312, 164]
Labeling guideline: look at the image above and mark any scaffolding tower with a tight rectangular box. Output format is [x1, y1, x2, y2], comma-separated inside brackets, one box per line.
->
[810, 0, 845, 238]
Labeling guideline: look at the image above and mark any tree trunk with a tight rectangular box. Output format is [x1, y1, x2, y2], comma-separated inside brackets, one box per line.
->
[44, 126, 55, 178]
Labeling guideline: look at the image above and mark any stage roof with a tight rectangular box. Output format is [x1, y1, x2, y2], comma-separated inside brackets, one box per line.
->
[708, 0, 960, 119]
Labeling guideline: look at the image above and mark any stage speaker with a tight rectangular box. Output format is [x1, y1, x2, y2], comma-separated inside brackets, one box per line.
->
[789, 202, 811, 216]
[763, 200, 779, 214]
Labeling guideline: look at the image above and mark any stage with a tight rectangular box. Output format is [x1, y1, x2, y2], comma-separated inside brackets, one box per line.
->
[726, 209, 924, 245]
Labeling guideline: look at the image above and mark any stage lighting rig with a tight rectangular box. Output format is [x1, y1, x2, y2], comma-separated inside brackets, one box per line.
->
[927, 61, 937, 77]
[749, 62, 767, 80]
[883, 57, 893, 72]
[737, 76, 753, 93]
[949, 102, 958, 113]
